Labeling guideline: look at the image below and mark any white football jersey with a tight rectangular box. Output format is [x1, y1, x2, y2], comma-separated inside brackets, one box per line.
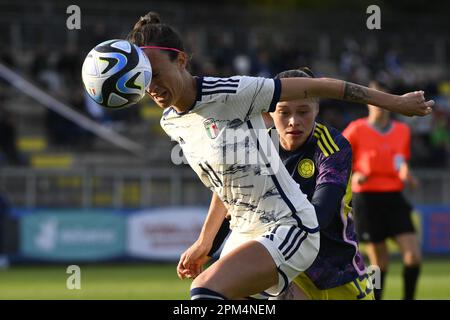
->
[161, 76, 318, 235]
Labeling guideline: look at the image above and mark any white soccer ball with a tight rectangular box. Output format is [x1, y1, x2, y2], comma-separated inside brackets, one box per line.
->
[81, 39, 152, 108]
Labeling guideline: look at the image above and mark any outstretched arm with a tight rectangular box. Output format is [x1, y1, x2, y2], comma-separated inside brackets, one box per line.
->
[177, 192, 228, 279]
[279, 78, 434, 117]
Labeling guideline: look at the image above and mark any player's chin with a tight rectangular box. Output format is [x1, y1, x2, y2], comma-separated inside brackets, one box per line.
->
[154, 99, 171, 109]
[287, 135, 303, 146]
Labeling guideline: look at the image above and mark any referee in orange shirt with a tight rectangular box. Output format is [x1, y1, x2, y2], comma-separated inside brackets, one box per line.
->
[343, 80, 421, 300]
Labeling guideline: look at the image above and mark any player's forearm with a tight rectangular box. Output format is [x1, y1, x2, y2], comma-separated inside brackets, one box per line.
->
[280, 78, 401, 110]
[198, 192, 228, 247]
[341, 81, 403, 111]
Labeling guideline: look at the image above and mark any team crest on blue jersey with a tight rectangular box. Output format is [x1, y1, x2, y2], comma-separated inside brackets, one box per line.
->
[203, 118, 219, 139]
[298, 159, 315, 178]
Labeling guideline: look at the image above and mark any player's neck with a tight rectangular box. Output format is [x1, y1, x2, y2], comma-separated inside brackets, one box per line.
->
[367, 114, 390, 130]
[172, 74, 197, 113]
[280, 137, 303, 152]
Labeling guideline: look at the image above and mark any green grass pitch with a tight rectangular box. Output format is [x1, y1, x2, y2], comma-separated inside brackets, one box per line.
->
[0, 258, 449, 300]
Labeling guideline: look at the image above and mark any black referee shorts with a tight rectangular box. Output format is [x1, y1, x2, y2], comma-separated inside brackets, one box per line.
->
[352, 192, 416, 243]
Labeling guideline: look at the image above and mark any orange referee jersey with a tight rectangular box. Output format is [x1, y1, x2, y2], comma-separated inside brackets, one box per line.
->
[342, 118, 410, 193]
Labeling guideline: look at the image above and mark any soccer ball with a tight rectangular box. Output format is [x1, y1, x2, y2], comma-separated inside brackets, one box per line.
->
[81, 39, 152, 108]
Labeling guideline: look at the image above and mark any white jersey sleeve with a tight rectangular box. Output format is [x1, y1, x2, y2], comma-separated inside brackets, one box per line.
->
[223, 76, 281, 121]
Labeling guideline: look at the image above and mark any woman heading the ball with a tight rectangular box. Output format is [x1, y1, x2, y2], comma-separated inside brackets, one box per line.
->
[126, 12, 433, 300]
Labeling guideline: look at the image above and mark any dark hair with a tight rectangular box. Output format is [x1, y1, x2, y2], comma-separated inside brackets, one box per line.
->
[126, 12, 184, 61]
[275, 67, 315, 79]
[274, 67, 319, 107]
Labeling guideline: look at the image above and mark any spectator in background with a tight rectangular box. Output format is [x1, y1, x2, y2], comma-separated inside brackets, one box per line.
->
[232, 54, 251, 75]
[339, 39, 362, 78]
[385, 48, 402, 77]
[88, 23, 109, 49]
[57, 44, 82, 88]
[343, 80, 422, 300]
[430, 111, 450, 166]
[45, 88, 92, 150]
[0, 93, 25, 166]
[30, 47, 52, 81]
[210, 31, 235, 76]
[251, 49, 272, 77]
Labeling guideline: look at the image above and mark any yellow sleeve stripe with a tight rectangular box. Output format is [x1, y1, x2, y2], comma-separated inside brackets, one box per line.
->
[343, 173, 353, 217]
[315, 135, 330, 157]
[316, 123, 340, 152]
[315, 128, 335, 156]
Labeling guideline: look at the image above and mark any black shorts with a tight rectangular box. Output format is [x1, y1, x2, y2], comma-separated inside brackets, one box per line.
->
[352, 192, 416, 243]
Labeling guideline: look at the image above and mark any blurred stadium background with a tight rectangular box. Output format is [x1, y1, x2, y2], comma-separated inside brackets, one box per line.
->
[0, 0, 449, 300]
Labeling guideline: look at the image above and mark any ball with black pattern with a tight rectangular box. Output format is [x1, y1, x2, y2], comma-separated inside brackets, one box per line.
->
[82, 39, 152, 108]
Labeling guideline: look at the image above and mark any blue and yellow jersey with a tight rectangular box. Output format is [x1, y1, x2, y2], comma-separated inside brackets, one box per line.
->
[275, 122, 367, 290]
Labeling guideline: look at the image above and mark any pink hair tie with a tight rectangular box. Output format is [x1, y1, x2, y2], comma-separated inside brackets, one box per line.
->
[140, 46, 183, 53]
